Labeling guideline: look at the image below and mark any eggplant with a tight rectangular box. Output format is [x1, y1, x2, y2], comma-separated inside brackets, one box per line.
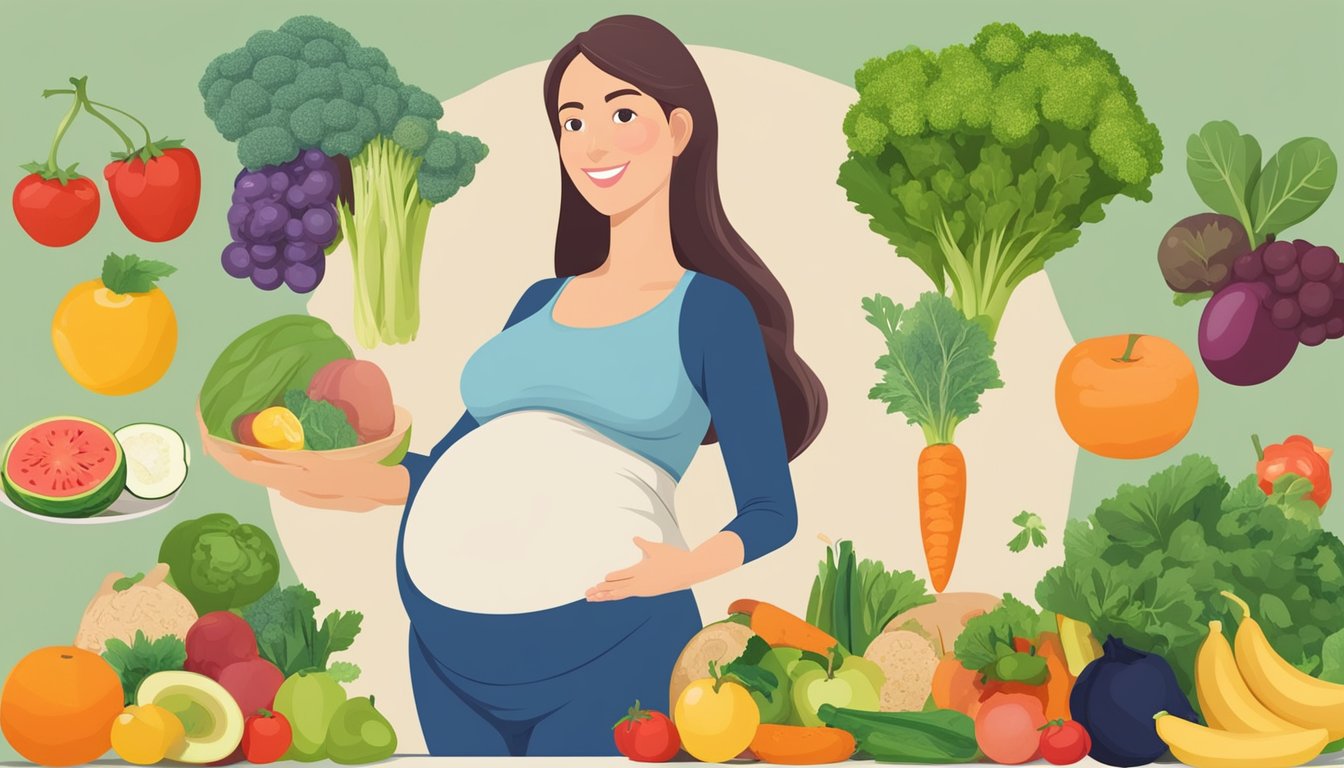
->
[1069, 636, 1199, 767]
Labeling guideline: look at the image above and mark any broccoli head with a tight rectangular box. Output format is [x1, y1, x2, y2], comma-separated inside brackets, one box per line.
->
[839, 22, 1162, 338]
[199, 14, 467, 180]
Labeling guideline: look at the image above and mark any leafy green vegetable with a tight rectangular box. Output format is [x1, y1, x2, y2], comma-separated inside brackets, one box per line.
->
[1184, 121, 1337, 248]
[840, 22, 1162, 339]
[102, 631, 187, 705]
[1036, 455, 1344, 703]
[1008, 511, 1047, 553]
[1250, 137, 1337, 242]
[101, 253, 176, 295]
[158, 513, 280, 614]
[953, 594, 1054, 674]
[199, 315, 353, 440]
[284, 389, 360, 450]
[1265, 473, 1323, 528]
[722, 636, 779, 700]
[1186, 121, 1261, 245]
[863, 292, 1003, 445]
[242, 583, 364, 679]
[807, 539, 934, 656]
[113, 572, 146, 591]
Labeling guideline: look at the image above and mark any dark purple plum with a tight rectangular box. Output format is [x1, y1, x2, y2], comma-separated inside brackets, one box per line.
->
[221, 243, 252, 279]
[1199, 282, 1298, 386]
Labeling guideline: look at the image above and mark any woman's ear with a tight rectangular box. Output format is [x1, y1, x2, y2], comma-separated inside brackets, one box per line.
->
[669, 107, 694, 157]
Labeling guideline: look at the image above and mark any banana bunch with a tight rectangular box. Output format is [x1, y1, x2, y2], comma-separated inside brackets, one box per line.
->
[1155, 590, 1343, 768]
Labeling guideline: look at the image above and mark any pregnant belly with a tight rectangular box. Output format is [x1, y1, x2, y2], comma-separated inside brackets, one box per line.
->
[401, 410, 686, 614]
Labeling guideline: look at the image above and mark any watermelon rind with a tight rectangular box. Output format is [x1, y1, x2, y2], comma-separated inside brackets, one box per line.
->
[1, 416, 127, 518]
[114, 422, 189, 500]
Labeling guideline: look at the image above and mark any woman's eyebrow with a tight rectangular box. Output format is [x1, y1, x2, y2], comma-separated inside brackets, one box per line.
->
[605, 88, 641, 102]
[558, 101, 583, 112]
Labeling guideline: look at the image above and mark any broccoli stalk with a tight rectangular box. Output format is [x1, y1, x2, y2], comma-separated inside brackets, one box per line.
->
[839, 23, 1163, 339]
[199, 16, 488, 347]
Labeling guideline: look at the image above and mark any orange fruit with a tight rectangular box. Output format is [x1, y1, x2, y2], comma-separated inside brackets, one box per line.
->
[51, 274, 177, 396]
[110, 704, 185, 765]
[1055, 333, 1199, 459]
[1, 646, 125, 766]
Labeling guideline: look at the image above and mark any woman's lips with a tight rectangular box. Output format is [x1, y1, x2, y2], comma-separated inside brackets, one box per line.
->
[583, 162, 628, 188]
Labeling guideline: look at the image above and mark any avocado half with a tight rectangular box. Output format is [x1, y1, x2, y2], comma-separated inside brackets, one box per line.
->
[137, 671, 243, 763]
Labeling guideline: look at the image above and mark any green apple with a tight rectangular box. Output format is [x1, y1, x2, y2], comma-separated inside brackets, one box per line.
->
[751, 647, 801, 724]
[789, 655, 882, 727]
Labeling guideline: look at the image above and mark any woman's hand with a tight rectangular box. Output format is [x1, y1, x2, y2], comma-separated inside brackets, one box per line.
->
[202, 437, 410, 512]
[586, 532, 746, 602]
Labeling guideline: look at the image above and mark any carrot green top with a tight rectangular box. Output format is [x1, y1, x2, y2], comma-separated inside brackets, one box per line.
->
[863, 291, 1003, 445]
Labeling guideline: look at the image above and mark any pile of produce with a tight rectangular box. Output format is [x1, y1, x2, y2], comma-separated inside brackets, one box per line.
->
[0, 513, 393, 766]
[1159, 121, 1340, 385]
[2, 416, 188, 519]
[53, 253, 179, 396]
[198, 15, 489, 347]
[199, 315, 400, 453]
[14, 75, 199, 248]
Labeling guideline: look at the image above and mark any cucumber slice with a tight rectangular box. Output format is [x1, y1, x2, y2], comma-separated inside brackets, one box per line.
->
[114, 423, 189, 500]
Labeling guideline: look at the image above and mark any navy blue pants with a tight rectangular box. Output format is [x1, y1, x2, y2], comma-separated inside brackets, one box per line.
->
[396, 507, 701, 756]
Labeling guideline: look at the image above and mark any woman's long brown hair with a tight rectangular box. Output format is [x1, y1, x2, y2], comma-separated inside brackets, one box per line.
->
[542, 15, 826, 459]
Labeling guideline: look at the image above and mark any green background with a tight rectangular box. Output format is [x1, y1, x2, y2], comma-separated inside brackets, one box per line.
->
[1, 1, 1341, 760]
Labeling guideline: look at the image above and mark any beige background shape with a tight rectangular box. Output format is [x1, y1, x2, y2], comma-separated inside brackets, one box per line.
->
[280, 46, 1078, 754]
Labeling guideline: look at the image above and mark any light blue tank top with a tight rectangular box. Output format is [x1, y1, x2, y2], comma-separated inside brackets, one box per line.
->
[458, 271, 711, 480]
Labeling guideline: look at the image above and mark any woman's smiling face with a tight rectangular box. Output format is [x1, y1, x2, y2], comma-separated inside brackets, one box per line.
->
[556, 53, 693, 217]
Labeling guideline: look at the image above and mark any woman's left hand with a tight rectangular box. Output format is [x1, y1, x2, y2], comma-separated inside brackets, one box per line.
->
[586, 537, 695, 601]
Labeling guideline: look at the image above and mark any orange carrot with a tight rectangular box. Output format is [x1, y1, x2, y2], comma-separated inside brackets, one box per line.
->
[918, 443, 967, 593]
[1035, 632, 1073, 721]
[750, 724, 856, 765]
[728, 599, 838, 657]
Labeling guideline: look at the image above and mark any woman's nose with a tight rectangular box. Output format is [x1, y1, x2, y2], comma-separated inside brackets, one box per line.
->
[586, 129, 611, 162]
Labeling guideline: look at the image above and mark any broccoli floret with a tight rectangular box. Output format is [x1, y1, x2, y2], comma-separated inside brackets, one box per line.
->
[289, 98, 327, 146]
[391, 116, 434, 155]
[345, 46, 388, 71]
[198, 60, 222, 99]
[215, 49, 253, 79]
[229, 79, 272, 118]
[295, 68, 341, 100]
[238, 126, 299, 170]
[248, 109, 290, 132]
[303, 38, 343, 67]
[245, 29, 303, 59]
[351, 107, 378, 145]
[277, 15, 355, 47]
[271, 83, 305, 112]
[337, 70, 366, 103]
[417, 132, 488, 203]
[321, 131, 364, 158]
[401, 85, 444, 120]
[215, 101, 249, 142]
[416, 169, 459, 204]
[321, 99, 358, 131]
[838, 21, 1162, 340]
[363, 84, 401, 133]
[252, 55, 298, 90]
[203, 78, 233, 120]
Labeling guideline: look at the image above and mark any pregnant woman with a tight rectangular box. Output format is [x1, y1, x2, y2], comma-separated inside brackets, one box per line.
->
[267, 14, 825, 756]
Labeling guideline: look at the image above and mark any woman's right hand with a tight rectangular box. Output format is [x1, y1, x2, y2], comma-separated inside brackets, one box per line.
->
[202, 437, 411, 512]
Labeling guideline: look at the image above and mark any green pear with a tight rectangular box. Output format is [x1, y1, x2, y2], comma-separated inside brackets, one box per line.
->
[323, 695, 397, 765]
[839, 654, 887, 693]
[752, 648, 801, 725]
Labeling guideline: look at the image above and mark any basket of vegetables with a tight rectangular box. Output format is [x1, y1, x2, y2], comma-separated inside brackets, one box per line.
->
[196, 314, 412, 507]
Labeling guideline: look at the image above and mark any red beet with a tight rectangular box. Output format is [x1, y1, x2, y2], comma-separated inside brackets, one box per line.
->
[231, 412, 262, 446]
[185, 611, 259, 680]
[307, 358, 395, 442]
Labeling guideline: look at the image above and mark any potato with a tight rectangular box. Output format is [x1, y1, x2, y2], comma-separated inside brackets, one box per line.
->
[669, 621, 755, 716]
[864, 629, 940, 712]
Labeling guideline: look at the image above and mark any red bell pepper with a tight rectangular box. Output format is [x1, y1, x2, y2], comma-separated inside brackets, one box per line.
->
[1254, 434, 1332, 509]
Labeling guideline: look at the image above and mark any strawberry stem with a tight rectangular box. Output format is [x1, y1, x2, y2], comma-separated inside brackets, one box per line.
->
[28, 78, 86, 183]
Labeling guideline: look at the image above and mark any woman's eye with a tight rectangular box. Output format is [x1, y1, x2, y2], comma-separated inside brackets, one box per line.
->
[563, 117, 584, 132]
[613, 108, 637, 124]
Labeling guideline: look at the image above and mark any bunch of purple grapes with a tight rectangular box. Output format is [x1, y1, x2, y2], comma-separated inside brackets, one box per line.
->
[220, 148, 341, 294]
[1230, 237, 1344, 346]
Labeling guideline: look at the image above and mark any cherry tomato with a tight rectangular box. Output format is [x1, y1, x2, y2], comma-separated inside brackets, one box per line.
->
[612, 700, 680, 762]
[241, 709, 292, 764]
[12, 173, 99, 246]
[104, 146, 201, 242]
[1039, 719, 1092, 765]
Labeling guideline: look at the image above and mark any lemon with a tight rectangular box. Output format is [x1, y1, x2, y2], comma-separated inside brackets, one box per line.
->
[253, 407, 305, 450]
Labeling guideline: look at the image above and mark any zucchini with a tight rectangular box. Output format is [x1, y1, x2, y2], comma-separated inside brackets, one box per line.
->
[818, 704, 979, 763]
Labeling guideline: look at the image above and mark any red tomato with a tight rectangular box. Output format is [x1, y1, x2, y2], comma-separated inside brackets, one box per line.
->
[1039, 719, 1091, 765]
[12, 173, 99, 246]
[974, 692, 1046, 765]
[104, 147, 201, 242]
[241, 709, 292, 764]
[612, 701, 680, 762]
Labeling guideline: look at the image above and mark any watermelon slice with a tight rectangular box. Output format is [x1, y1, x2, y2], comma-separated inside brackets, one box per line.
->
[2, 416, 127, 518]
